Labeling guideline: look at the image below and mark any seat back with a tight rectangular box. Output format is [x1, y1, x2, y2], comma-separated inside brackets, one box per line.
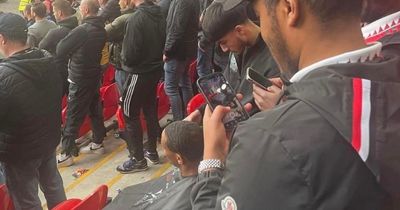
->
[0, 184, 15, 210]
[72, 185, 108, 210]
[102, 64, 116, 87]
[187, 93, 205, 115]
[157, 82, 170, 119]
[52, 199, 82, 210]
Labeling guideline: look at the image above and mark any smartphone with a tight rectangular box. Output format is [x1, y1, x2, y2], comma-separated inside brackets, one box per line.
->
[246, 67, 273, 89]
[197, 72, 249, 130]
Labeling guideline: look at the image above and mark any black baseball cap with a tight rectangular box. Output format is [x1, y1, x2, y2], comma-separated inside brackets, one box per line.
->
[0, 13, 28, 38]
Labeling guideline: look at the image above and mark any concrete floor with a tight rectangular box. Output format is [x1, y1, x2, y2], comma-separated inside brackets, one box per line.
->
[0, 0, 19, 13]
[39, 115, 174, 209]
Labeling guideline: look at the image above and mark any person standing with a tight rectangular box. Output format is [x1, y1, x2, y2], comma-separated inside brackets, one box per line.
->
[56, 0, 107, 167]
[0, 13, 66, 209]
[116, 0, 166, 173]
[163, 0, 199, 121]
[27, 2, 57, 47]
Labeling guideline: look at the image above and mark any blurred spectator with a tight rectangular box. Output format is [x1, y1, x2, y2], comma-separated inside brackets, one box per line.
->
[99, 0, 121, 23]
[163, 0, 199, 121]
[191, 0, 398, 208]
[106, 0, 136, 93]
[39, 0, 78, 96]
[157, 0, 171, 19]
[56, 0, 107, 166]
[27, 2, 57, 47]
[18, 0, 32, 13]
[0, 13, 66, 209]
[116, 0, 166, 174]
[23, 4, 35, 27]
[196, 0, 213, 77]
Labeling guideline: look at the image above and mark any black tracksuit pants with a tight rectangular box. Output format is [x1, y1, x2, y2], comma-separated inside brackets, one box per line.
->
[61, 81, 106, 156]
[121, 70, 162, 161]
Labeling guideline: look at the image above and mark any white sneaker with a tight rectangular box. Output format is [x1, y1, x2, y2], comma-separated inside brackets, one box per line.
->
[80, 142, 105, 154]
[57, 153, 74, 167]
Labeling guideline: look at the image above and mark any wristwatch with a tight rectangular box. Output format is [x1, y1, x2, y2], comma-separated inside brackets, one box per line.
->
[198, 159, 225, 173]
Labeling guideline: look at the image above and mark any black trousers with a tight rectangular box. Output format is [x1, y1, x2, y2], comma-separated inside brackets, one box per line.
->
[61, 81, 106, 156]
[121, 71, 162, 161]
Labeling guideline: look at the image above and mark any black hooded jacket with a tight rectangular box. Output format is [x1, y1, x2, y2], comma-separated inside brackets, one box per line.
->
[164, 0, 199, 60]
[191, 51, 400, 209]
[56, 16, 107, 86]
[0, 48, 62, 163]
[121, 2, 166, 74]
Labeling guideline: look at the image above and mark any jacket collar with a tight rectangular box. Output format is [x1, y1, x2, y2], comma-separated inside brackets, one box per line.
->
[362, 11, 400, 41]
[290, 42, 382, 82]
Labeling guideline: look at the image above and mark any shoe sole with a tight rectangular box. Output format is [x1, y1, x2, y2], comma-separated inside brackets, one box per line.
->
[57, 159, 74, 167]
[145, 157, 160, 165]
[117, 166, 149, 174]
[80, 148, 105, 155]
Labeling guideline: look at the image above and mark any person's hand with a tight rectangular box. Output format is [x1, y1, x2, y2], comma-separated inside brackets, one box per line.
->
[203, 105, 231, 162]
[202, 94, 252, 162]
[163, 54, 168, 62]
[253, 84, 283, 111]
[183, 109, 202, 124]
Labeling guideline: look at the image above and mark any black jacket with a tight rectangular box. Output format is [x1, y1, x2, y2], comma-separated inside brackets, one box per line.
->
[57, 16, 107, 86]
[0, 49, 62, 162]
[39, 16, 79, 55]
[99, 0, 121, 23]
[191, 54, 400, 209]
[121, 2, 166, 74]
[164, 0, 199, 60]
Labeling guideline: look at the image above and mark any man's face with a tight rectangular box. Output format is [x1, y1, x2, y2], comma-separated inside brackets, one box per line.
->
[253, 0, 299, 79]
[218, 29, 246, 53]
[0, 34, 5, 58]
[53, 8, 62, 22]
[79, 3, 89, 18]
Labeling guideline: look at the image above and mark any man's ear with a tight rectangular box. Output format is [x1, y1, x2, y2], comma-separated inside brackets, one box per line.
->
[176, 154, 184, 165]
[284, 0, 300, 27]
[234, 24, 248, 41]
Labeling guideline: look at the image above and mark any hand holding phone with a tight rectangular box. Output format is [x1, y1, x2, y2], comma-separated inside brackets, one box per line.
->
[246, 67, 273, 89]
[197, 72, 249, 130]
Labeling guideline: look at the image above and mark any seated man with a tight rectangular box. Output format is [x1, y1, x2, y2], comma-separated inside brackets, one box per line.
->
[186, 1, 279, 122]
[191, 0, 399, 209]
[104, 121, 204, 210]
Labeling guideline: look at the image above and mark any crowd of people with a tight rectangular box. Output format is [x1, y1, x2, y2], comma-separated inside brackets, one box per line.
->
[0, 0, 399, 209]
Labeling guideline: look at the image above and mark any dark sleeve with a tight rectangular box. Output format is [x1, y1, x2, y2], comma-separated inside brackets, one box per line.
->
[191, 170, 223, 210]
[39, 29, 57, 54]
[191, 122, 310, 209]
[121, 14, 143, 67]
[27, 34, 38, 47]
[105, 15, 126, 42]
[56, 27, 87, 61]
[0, 80, 8, 120]
[163, 0, 192, 57]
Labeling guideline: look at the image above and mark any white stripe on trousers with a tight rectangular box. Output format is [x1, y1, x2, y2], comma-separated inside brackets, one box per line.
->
[124, 74, 139, 117]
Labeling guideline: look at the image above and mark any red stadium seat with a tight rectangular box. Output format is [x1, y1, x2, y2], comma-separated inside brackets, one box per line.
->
[52, 185, 108, 210]
[0, 184, 15, 210]
[101, 83, 119, 121]
[72, 185, 108, 210]
[52, 199, 82, 210]
[187, 93, 205, 115]
[102, 64, 116, 87]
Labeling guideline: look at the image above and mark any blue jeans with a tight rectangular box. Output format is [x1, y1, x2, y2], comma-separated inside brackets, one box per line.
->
[115, 68, 128, 95]
[164, 59, 193, 121]
[196, 45, 213, 77]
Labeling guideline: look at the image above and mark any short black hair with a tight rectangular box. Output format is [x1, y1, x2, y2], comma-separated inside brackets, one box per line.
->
[265, 0, 364, 23]
[164, 121, 204, 163]
[32, 2, 47, 18]
[202, 1, 249, 42]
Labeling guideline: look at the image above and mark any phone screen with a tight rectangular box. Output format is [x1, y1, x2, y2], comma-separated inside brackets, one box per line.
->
[197, 73, 249, 129]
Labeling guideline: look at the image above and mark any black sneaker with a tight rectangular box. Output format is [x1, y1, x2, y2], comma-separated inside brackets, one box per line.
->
[144, 151, 160, 164]
[116, 158, 148, 174]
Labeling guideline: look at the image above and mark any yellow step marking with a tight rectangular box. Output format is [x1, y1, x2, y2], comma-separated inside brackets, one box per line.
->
[65, 143, 126, 193]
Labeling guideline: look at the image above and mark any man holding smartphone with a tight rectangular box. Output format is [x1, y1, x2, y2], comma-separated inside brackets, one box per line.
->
[185, 0, 279, 122]
[191, 0, 400, 209]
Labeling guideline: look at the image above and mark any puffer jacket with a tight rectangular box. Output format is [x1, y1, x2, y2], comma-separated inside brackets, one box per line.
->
[0, 48, 62, 163]
[56, 16, 107, 86]
[164, 0, 199, 60]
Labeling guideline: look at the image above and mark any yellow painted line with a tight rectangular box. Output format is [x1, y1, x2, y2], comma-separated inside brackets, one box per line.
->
[105, 162, 172, 189]
[65, 143, 126, 193]
[150, 163, 172, 179]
